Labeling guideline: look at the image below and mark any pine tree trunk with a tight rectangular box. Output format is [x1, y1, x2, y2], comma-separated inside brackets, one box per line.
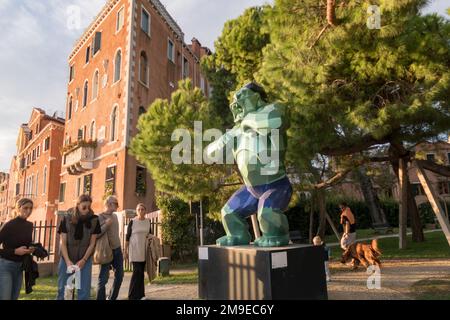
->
[354, 166, 390, 228]
[406, 181, 425, 242]
[317, 190, 327, 238]
[327, 0, 336, 26]
[390, 157, 425, 243]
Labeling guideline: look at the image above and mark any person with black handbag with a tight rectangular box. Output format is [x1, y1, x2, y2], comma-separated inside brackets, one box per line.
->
[0, 198, 35, 300]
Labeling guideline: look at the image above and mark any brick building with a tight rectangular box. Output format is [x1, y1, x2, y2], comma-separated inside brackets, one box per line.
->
[59, 0, 211, 213]
[398, 141, 450, 206]
[335, 140, 450, 207]
[0, 172, 9, 222]
[7, 108, 65, 223]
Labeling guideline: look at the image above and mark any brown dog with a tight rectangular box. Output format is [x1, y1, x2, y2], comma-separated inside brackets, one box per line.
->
[341, 239, 382, 270]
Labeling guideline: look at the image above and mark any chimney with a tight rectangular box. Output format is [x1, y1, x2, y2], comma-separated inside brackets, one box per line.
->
[191, 38, 202, 59]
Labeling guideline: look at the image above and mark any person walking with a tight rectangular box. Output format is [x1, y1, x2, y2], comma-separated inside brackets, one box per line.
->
[125, 203, 151, 300]
[96, 196, 124, 300]
[57, 195, 101, 300]
[0, 198, 35, 300]
[339, 202, 357, 250]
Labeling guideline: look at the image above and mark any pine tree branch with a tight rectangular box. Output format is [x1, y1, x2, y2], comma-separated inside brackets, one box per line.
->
[320, 135, 390, 156]
[368, 156, 392, 162]
[308, 24, 329, 49]
[219, 182, 242, 187]
[312, 168, 353, 190]
[415, 160, 450, 178]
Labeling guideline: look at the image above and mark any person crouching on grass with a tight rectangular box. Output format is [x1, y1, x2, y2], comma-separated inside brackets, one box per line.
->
[313, 236, 331, 282]
[57, 195, 101, 300]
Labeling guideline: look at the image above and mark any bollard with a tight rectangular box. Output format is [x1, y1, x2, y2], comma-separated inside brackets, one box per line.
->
[158, 257, 170, 277]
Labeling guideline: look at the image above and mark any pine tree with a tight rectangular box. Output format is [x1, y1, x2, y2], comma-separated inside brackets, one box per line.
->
[129, 80, 226, 203]
[257, 0, 450, 242]
[201, 6, 271, 127]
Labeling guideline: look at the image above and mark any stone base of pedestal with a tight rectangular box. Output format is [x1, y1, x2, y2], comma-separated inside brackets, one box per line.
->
[198, 244, 328, 300]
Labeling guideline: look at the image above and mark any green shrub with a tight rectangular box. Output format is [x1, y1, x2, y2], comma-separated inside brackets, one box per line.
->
[158, 195, 227, 261]
[418, 201, 450, 224]
[158, 195, 196, 262]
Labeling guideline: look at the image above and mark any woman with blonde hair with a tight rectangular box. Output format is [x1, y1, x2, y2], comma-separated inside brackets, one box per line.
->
[125, 203, 151, 300]
[56, 194, 101, 300]
[0, 198, 35, 300]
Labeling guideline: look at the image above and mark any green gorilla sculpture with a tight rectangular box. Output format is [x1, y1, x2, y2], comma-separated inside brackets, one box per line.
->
[206, 83, 292, 247]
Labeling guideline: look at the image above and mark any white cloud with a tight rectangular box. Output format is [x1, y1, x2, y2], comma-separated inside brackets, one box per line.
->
[421, 0, 449, 17]
[160, 0, 273, 49]
[0, 0, 106, 171]
[0, 0, 12, 13]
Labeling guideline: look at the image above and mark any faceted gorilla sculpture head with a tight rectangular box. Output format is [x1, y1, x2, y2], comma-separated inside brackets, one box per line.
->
[230, 82, 268, 123]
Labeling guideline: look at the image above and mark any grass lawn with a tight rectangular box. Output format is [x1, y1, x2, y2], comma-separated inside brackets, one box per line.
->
[323, 227, 406, 244]
[150, 272, 198, 285]
[19, 275, 97, 300]
[411, 278, 450, 300]
[171, 262, 197, 270]
[19, 276, 58, 300]
[330, 230, 450, 260]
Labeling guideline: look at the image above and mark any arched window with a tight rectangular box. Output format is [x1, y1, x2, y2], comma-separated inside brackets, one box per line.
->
[90, 121, 96, 140]
[67, 96, 73, 120]
[35, 173, 39, 196]
[30, 175, 34, 197]
[111, 106, 118, 141]
[114, 50, 122, 82]
[92, 70, 99, 100]
[139, 51, 148, 85]
[83, 80, 89, 107]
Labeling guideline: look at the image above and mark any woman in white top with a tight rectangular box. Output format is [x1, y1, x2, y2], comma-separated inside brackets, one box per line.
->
[125, 203, 151, 300]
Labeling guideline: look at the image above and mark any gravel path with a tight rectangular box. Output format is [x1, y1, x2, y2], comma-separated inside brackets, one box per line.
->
[327, 259, 450, 300]
[93, 258, 450, 300]
[140, 259, 450, 300]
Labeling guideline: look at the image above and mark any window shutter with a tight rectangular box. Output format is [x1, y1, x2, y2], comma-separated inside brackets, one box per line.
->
[94, 32, 102, 55]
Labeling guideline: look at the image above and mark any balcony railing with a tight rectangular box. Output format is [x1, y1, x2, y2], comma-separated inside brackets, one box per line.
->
[62, 140, 96, 175]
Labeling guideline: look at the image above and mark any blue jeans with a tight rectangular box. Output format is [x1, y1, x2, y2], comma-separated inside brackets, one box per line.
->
[57, 257, 93, 300]
[0, 257, 23, 300]
[97, 247, 124, 300]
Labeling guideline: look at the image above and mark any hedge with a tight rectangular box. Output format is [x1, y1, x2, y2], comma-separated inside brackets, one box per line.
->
[286, 197, 449, 241]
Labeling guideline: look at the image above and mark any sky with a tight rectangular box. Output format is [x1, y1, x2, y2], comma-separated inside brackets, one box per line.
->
[0, 0, 448, 171]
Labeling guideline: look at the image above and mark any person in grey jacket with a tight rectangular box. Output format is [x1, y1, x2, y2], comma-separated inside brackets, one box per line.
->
[96, 196, 124, 300]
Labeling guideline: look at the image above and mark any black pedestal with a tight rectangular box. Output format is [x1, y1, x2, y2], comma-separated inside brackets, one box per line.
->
[198, 244, 328, 300]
